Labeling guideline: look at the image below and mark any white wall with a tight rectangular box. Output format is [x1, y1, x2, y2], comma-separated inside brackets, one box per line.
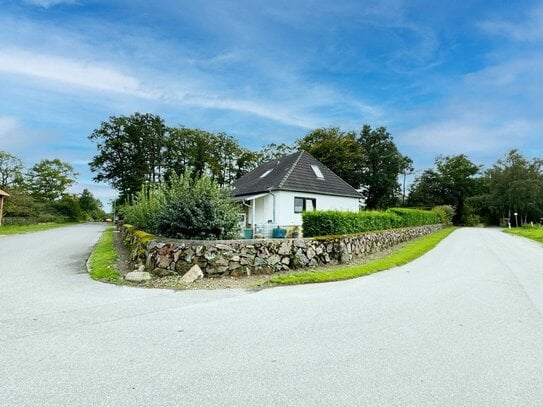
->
[274, 191, 359, 226]
[246, 191, 359, 227]
[247, 194, 274, 225]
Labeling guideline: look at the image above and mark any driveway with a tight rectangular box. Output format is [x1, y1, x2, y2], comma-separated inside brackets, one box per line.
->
[1, 224, 542, 406]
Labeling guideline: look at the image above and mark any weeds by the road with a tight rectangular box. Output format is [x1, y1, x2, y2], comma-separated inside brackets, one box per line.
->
[269, 227, 457, 286]
[0, 223, 76, 235]
[88, 226, 120, 281]
[503, 226, 543, 243]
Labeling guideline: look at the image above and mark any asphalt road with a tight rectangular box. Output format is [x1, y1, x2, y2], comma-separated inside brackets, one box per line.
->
[1, 224, 542, 406]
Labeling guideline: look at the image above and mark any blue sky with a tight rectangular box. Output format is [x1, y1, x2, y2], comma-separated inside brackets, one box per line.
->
[1, 0, 542, 207]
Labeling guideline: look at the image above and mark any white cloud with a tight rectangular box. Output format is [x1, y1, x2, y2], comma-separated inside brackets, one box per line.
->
[22, 0, 78, 8]
[180, 95, 318, 129]
[400, 119, 533, 155]
[0, 116, 18, 139]
[0, 48, 155, 98]
[479, 6, 543, 42]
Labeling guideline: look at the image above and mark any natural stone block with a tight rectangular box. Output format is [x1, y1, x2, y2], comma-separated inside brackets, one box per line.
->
[278, 242, 292, 255]
[268, 254, 281, 265]
[125, 271, 152, 282]
[180, 264, 203, 283]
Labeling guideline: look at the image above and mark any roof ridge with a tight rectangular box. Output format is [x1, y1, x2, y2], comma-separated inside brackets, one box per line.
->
[278, 150, 304, 188]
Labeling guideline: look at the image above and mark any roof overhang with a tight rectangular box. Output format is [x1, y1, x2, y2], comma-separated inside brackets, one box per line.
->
[232, 192, 269, 202]
[0, 189, 9, 197]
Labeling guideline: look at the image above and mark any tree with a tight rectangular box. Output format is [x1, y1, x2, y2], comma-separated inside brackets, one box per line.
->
[434, 155, 481, 223]
[26, 159, 77, 201]
[79, 188, 106, 220]
[297, 127, 363, 188]
[400, 156, 414, 205]
[257, 143, 295, 163]
[358, 125, 409, 209]
[409, 154, 480, 224]
[208, 132, 244, 187]
[0, 151, 24, 190]
[484, 150, 543, 224]
[407, 169, 444, 207]
[89, 113, 168, 202]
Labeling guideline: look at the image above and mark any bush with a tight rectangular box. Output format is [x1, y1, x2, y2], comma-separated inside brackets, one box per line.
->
[122, 184, 167, 234]
[387, 208, 440, 226]
[432, 205, 455, 225]
[2, 215, 63, 226]
[123, 172, 240, 240]
[302, 208, 440, 238]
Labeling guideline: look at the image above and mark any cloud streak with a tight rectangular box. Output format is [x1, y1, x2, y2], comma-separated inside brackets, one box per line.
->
[22, 0, 78, 8]
[0, 48, 154, 98]
[479, 6, 543, 42]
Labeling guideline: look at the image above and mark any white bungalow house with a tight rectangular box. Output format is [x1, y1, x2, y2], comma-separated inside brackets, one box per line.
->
[231, 151, 361, 237]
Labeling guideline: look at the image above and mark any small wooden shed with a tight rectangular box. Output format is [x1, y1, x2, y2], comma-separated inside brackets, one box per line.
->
[0, 189, 9, 226]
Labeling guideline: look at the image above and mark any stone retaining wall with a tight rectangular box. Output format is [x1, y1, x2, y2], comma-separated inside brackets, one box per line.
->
[120, 224, 442, 278]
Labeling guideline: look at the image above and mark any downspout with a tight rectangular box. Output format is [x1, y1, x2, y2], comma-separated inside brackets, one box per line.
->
[268, 188, 276, 224]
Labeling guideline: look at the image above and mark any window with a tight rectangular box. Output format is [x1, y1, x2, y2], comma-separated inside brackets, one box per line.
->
[310, 164, 324, 179]
[294, 197, 317, 213]
[260, 169, 273, 178]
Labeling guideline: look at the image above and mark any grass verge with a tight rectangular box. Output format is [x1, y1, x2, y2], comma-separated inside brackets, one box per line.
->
[503, 226, 543, 243]
[0, 222, 76, 235]
[269, 227, 457, 286]
[88, 226, 120, 281]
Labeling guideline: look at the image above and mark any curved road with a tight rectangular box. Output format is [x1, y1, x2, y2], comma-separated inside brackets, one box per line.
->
[1, 224, 542, 406]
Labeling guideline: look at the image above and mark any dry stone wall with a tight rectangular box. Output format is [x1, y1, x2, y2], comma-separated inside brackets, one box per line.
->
[120, 224, 442, 278]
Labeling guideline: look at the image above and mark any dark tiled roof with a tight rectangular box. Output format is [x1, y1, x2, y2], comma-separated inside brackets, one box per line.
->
[232, 151, 361, 198]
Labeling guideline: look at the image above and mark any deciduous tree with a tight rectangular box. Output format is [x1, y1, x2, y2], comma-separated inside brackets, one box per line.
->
[358, 125, 409, 209]
[0, 151, 24, 190]
[89, 113, 168, 202]
[26, 159, 77, 201]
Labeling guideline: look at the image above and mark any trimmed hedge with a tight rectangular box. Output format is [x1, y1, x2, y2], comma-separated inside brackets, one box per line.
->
[387, 208, 441, 227]
[302, 208, 440, 237]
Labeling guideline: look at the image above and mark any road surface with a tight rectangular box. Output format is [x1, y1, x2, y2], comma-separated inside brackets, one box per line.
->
[1, 224, 542, 406]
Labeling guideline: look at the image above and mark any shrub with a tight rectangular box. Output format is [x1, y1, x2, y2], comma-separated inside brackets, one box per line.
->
[156, 175, 239, 240]
[123, 184, 167, 234]
[432, 205, 455, 225]
[302, 208, 440, 238]
[302, 210, 402, 237]
[387, 207, 440, 226]
[123, 172, 239, 240]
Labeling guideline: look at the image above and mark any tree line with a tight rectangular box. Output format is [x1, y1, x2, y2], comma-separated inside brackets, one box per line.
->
[88, 112, 543, 226]
[407, 151, 543, 225]
[89, 113, 411, 209]
[0, 152, 106, 224]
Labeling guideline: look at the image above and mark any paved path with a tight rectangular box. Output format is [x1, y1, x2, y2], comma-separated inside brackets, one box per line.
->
[1, 225, 542, 406]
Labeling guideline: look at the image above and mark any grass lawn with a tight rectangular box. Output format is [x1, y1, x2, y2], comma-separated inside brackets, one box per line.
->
[0, 222, 76, 235]
[503, 226, 543, 243]
[88, 226, 120, 281]
[269, 227, 457, 286]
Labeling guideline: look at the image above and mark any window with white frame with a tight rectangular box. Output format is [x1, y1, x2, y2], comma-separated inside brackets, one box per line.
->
[310, 165, 324, 179]
[294, 197, 317, 213]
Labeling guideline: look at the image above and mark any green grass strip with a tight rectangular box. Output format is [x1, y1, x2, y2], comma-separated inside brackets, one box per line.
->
[0, 222, 76, 235]
[270, 227, 457, 286]
[503, 226, 543, 243]
[88, 226, 120, 281]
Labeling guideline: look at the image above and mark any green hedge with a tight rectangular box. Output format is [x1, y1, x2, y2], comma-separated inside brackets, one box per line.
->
[302, 208, 440, 237]
[387, 208, 441, 227]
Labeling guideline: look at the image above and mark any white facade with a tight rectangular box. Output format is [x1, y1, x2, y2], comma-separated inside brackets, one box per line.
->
[244, 190, 359, 228]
